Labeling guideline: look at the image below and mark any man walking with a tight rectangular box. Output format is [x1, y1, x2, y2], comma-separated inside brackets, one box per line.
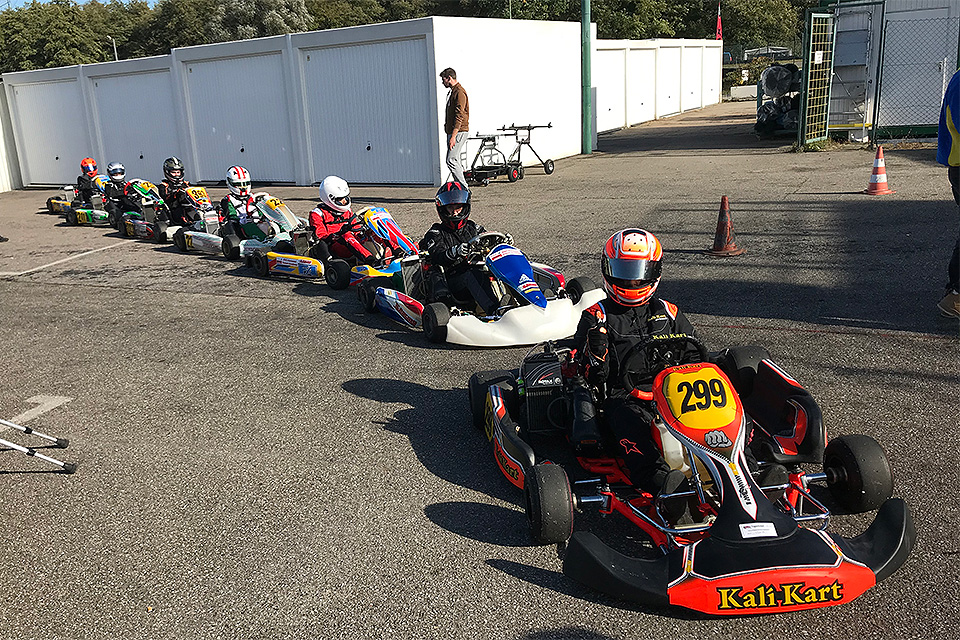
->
[440, 68, 469, 186]
[937, 68, 960, 319]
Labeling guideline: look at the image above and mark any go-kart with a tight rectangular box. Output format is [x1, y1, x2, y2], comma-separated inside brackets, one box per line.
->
[171, 186, 236, 257]
[248, 206, 416, 285]
[468, 336, 915, 615]
[45, 175, 111, 226]
[117, 180, 172, 242]
[357, 232, 605, 347]
[323, 206, 419, 289]
[227, 194, 306, 261]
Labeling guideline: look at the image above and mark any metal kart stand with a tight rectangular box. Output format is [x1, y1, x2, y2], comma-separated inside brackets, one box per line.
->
[0, 418, 77, 473]
[499, 123, 555, 177]
[463, 133, 519, 186]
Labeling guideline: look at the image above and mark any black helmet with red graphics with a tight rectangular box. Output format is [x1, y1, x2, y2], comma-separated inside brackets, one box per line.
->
[435, 181, 471, 230]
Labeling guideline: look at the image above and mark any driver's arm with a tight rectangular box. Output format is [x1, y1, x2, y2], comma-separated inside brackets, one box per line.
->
[573, 308, 610, 387]
[421, 228, 462, 268]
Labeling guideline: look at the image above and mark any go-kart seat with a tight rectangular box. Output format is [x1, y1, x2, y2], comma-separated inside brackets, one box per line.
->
[742, 360, 825, 465]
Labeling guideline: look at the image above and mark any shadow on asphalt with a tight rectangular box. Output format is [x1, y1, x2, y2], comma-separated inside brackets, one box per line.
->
[341, 377, 517, 503]
[424, 501, 534, 547]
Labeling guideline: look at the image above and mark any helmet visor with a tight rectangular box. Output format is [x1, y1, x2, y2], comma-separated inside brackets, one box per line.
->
[437, 189, 469, 207]
[604, 257, 662, 288]
[332, 195, 350, 208]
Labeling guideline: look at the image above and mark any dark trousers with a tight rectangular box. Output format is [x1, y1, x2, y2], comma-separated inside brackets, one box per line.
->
[433, 268, 499, 315]
[604, 395, 670, 493]
[948, 167, 960, 291]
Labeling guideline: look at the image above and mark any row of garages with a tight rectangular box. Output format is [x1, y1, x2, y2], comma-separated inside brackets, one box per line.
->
[0, 17, 721, 189]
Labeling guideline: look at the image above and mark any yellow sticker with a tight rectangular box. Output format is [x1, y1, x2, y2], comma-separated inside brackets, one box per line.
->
[662, 368, 736, 430]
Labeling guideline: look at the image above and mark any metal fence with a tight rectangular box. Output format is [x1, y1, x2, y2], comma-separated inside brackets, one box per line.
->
[799, 12, 836, 145]
[875, 17, 960, 134]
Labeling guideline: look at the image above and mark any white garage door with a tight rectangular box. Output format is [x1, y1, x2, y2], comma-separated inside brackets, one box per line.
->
[184, 53, 296, 182]
[594, 49, 627, 133]
[91, 70, 181, 182]
[10, 80, 89, 185]
[681, 47, 703, 111]
[656, 47, 682, 117]
[627, 48, 657, 125]
[301, 38, 433, 184]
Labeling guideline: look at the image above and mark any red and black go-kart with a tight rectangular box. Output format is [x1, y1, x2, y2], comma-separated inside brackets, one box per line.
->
[468, 335, 915, 615]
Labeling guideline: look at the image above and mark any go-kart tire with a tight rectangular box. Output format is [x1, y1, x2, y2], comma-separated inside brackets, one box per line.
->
[524, 463, 574, 545]
[565, 277, 597, 304]
[46, 197, 56, 213]
[358, 280, 378, 313]
[117, 219, 128, 237]
[422, 302, 450, 343]
[274, 240, 295, 254]
[721, 345, 772, 398]
[221, 235, 240, 260]
[823, 434, 893, 513]
[543, 159, 555, 175]
[507, 165, 520, 182]
[468, 370, 516, 430]
[65, 210, 78, 226]
[172, 228, 187, 252]
[252, 251, 270, 277]
[325, 259, 351, 290]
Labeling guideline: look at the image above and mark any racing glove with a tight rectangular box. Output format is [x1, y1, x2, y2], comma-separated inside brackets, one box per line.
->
[504, 233, 514, 245]
[584, 325, 609, 383]
[445, 242, 470, 261]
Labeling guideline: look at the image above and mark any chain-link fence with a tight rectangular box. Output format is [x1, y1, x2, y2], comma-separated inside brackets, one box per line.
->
[876, 17, 960, 134]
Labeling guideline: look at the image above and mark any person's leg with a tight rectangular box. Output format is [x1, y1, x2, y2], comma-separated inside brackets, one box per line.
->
[462, 268, 500, 315]
[446, 132, 468, 185]
[939, 168, 960, 317]
[604, 396, 670, 493]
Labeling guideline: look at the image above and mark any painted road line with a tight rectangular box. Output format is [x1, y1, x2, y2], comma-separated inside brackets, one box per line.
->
[1, 396, 74, 433]
[1, 241, 131, 277]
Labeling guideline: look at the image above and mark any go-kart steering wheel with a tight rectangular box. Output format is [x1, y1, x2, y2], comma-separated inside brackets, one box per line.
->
[466, 232, 510, 263]
[619, 334, 708, 393]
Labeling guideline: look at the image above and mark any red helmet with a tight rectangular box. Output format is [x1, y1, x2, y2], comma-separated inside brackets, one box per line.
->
[601, 229, 663, 306]
[435, 181, 471, 229]
[80, 157, 97, 177]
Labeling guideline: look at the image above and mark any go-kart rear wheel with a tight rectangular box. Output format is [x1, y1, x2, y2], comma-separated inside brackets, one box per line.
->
[252, 251, 270, 277]
[543, 159, 555, 175]
[565, 277, 597, 304]
[221, 235, 240, 260]
[823, 434, 893, 513]
[422, 302, 450, 343]
[117, 219, 128, 237]
[172, 228, 187, 252]
[468, 370, 516, 430]
[46, 197, 56, 213]
[325, 259, 351, 290]
[358, 280, 378, 313]
[524, 463, 574, 545]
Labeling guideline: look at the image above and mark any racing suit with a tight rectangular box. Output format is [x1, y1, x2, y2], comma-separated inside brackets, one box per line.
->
[419, 220, 499, 316]
[308, 203, 378, 264]
[75, 174, 99, 206]
[103, 181, 139, 219]
[219, 193, 261, 238]
[571, 297, 702, 492]
[159, 180, 196, 226]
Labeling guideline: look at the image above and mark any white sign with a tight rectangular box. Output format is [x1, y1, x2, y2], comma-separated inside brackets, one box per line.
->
[814, 51, 824, 65]
[740, 522, 778, 539]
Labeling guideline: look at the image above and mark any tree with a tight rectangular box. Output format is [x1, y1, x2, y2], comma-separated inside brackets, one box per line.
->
[0, 0, 107, 73]
[305, 0, 386, 30]
[208, 0, 314, 42]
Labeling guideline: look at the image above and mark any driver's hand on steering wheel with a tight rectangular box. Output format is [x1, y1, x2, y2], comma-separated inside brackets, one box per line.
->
[504, 233, 514, 245]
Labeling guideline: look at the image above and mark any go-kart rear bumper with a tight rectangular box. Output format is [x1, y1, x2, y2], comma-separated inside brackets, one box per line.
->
[562, 497, 915, 615]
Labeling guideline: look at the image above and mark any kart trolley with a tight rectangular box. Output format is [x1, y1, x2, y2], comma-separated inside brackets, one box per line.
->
[463, 123, 555, 186]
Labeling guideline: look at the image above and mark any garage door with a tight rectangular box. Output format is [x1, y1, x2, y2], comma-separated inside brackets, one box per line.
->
[10, 79, 89, 185]
[627, 48, 657, 125]
[301, 38, 433, 184]
[594, 49, 627, 133]
[184, 53, 296, 182]
[657, 47, 682, 117]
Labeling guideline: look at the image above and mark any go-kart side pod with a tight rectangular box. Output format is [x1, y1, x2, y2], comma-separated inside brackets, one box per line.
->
[562, 497, 915, 615]
[251, 251, 324, 279]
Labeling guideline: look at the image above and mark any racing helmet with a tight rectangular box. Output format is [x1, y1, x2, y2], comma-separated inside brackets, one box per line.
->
[601, 229, 663, 306]
[435, 181, 471, 229]
[80, 157, 97, 177]
[319, 175, 351, 214]
[107, 162, 125, 184]
[163, 156, 185, 186]
[226, 165, 251, 197]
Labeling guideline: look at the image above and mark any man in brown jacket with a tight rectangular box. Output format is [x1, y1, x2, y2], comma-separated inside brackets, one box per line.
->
[440, 67, 469, 185]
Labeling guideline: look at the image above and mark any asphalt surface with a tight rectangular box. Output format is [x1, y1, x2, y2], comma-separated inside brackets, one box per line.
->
[0, 101, 957, 639]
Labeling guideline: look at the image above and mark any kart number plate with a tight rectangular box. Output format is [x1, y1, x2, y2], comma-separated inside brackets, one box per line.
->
[662, 368, 737, 430]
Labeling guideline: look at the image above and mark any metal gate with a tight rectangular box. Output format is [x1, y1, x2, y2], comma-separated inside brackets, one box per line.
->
[799, 11, 837, 145]
[875, 17, 960, 136]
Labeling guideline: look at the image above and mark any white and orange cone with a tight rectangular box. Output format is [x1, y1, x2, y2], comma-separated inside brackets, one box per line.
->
[864, 146, 895, 195]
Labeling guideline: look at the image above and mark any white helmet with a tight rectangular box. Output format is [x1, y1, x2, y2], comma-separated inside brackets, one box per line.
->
[226, 165, 251, 197]
[319, 175, 351, 214]
[107, 162, 125, 184]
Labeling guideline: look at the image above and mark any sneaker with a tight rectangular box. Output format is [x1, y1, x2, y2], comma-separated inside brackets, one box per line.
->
[937, 290, 960, 318]
[658, 469, 690, 523]
[756, 463, 789, 503]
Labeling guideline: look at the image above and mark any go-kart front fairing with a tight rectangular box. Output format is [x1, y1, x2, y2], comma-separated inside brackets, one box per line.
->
[118, 180, 171, 242]
[172, 187, 232, 256]
[471, 339, 915, 615]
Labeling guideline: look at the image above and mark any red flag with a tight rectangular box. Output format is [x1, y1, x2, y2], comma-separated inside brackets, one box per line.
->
[716, 1, 723, 40]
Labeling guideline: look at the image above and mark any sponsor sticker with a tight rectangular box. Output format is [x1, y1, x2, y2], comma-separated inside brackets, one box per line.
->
[489, 247, 522, 261]
[717, 581, 844, 610]
[739, 522, 778, 539]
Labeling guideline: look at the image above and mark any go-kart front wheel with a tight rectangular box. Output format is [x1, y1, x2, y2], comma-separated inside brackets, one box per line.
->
[325, 259, 351, 290]
[172, 228, 187, 252]
[251, 252, 270, 277]
[422, 302, 450, 343]
[221, 235, 240, 260]
[524, 463, 574, 545]
[65, 210, 78, 226]
[823, 434, 894, 513]
[358, 280, 378, 313]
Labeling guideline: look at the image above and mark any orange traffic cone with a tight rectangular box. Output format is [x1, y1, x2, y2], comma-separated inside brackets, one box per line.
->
[705, 196, 746, 257]
[864, 146, 895, 195]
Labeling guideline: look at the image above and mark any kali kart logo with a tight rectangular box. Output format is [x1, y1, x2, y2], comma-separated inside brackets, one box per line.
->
[717, 581, 844, 610]
[704, 429, 733, 448]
